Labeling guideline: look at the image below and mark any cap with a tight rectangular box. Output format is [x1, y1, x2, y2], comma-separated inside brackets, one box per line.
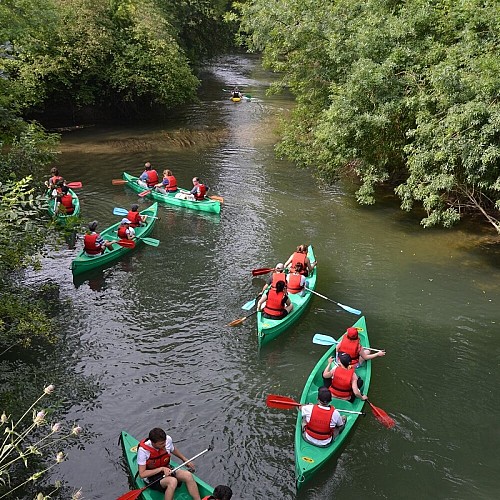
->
[347, 327, 359, 340]
[88, 221, 98, 231]
[121, 218, 131, 225]
[131, 204, 139, 211]
[318, 387, 332, 404]
[338, 352, 352, 367]
[275, 263, 284, 270]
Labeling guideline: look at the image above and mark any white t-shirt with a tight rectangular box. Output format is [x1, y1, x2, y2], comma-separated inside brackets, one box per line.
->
[137, 436, 175, 467]
[301, 403, 344, 446]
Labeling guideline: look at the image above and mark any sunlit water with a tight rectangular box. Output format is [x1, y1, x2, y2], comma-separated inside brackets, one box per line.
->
[31, 54, 500, 499]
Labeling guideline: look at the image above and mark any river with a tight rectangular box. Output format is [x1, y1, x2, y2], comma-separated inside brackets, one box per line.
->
[33, 53, 500, 499]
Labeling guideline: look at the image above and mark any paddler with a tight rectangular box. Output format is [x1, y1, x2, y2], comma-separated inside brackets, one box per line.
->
[336, 327, 386, 368]
[322, 353, 367, 403]
[257, 279, 293, 319]
[284, 244, 316, 277]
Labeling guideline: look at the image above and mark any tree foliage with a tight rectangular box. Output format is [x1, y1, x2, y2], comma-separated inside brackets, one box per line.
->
[237, 0, 500, 232]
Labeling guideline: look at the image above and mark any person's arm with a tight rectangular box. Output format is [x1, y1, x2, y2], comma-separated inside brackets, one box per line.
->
[331, 409, 344, 429]
[359, 349, 386, 361]
[171, 446, 195, 471]
[284, 254, 293, 268]
[352, 373, 367, 400]
[322, 357, 336, 378]
[190, 186, 197, 194]
[139, 172, 148, 181]
[137, 448, 171, 479]
[257, 292, 267, 311]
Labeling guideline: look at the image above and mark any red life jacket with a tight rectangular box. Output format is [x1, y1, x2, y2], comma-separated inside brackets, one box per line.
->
[304, 405, 335, 440]
[138, 439, 171, 469]
[60, 194, 74, 214]
[127, 211, 142, 227]
[194, 184, 207, 200]
[329, 365, 354, 400]
[165, 175, 178, 192]
[117, 226, 129, 239]
[146, 170, 159, 187]
[287, 273, 303, 294]
[291, 252, 307, 274]
[50, 175, 63, 186]
[263, 289, 287, 317]
[337, 335, 361, 366]
[83, 233, 101, 255]
[270, 272, 286, 289]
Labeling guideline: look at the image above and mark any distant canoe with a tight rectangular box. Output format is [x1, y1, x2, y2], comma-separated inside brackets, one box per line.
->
[71, 203, 158, 276]
[257, 245, 317, 347]
[230, 96, 241, 102]
[119, 431, 214, 500]
[122, 172, 221, 214]
[295, 316, 371, 489]
[47, 189, 81, 223]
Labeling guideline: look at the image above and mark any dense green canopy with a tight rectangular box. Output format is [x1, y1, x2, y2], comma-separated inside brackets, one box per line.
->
[237, 0, 500, 231]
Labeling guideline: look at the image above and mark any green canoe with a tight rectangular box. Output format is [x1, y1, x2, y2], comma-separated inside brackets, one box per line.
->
[122, 172, 221, 214]
[120, 431, 214, 500]
[47, 188, 81, 223]
[295, 316, 371, 489]
[257, 245, 317, 347]
[71, 203, 158, 276]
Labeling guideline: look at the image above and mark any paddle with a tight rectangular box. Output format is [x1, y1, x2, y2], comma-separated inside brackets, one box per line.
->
[116, 445, 213, 500]
[241, 293, 262, 311]
[112, 179, 128, 185]
[305, 288, 361, 315]
[138, 189, 151, 197]
[312, 333, 383, 352]
[112, 207, 160, 220]
[266, 395, 364, 415]
[366, 400, 395, 429]
[116, 240, 136, 249]
[227, 309, 257, 327]
[115, 237, 159, 248]
[208, 195, 224, 203]
[66, 182, 83, 189]
[142, 237, 160, 247]
[252, 267, 274, 276]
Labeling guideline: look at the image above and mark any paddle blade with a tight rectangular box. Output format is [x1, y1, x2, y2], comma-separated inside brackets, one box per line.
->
[242, 298, 256, 311]
[252, 267, 274, 276]
[337, 302, 362, 315]
[142, 237, 160, 247]
[66, 181, 82, 188]
[266, 394, 300, 410]
[368, 401, 395, 429]
[116, 488, 145, 500]
[138, 189, 151, 197]
[312, 334, 337, 346]
[112, 179, 128, 185]
[209, 195, 224, 203]
[227, 316, 246, 327]
[113, 207, 129, 216]
[116, 239, 136, 248]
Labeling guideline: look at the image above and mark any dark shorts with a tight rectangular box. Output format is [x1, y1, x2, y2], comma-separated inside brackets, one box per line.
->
[262, 310, 288, 320]
[147, 471, 178, 492]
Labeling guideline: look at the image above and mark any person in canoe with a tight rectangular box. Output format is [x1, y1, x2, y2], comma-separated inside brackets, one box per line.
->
[45, 167, 64, 190]
[202, 485, 233, 500]
[301, 387, 346, 446]
[55, 185, 74, 215]
[176, 177, 208, 201]
[231, 87, 242, 99]
[127, 204, 148, 227]
[257, 280, 293, 319]
[137, 427, 201, 500]
[284, 244, 316, 277]
[336, 327, 386, 368]
[138, 161, 159, 189]
[117, 218, 135, 240]
[261, 263, 286, 292]
[322, 352, 367, 403]
[286, 262, 307, 296]
[83, 221, 115, 254]
[155, 169, 178, 194]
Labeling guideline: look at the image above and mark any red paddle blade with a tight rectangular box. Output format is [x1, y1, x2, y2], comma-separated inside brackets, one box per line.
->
[368, 401, 395, 428]
[209, 195, 224, 203]
[66, 181, 82, 188]
[116, 487, 145, 500]
[138, 189, 151, 197]
[266, 394, 301, 410]
[252, 267, 274, 276]
[112, 179, 128, 185]
[116, 239, 136, 249]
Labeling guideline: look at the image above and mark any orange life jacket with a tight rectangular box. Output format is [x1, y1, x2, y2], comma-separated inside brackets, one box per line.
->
[60, 194, 74, 214]
[329, 365, 354, 400]
[117, 226, 129, 239]
[138, 439, 171, 469]
[270, 272, 286, 289]
[127, 211, 142, 227]
[145, 170, 159, 187]
[83, 233, 101, 255]
[337, 335, 361, 366]
[50, 175, 63, 186]
[194, 183, 207, 200]
[304, 405, 335, 440]
[287, 273, 303, 294]
[263, 289, 287, 317]
[291, 252, 307, 275]
[165, 175, 178, 192]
